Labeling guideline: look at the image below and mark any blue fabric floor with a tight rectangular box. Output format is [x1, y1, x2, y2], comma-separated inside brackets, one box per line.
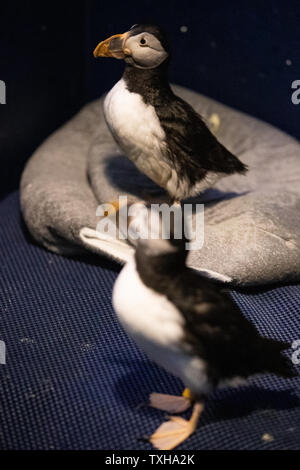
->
[0, 191, 299, 450]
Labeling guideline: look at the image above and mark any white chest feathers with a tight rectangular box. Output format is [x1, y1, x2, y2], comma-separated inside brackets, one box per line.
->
[104, 79, 170, 186]
[112, 258, 184, 348]
[112, 258, 210, 395]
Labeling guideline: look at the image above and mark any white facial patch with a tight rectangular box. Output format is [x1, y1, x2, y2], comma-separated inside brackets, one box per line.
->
[125, 32, 168, 69]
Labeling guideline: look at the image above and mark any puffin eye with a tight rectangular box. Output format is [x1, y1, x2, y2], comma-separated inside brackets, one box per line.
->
[140, 38, 147, 45]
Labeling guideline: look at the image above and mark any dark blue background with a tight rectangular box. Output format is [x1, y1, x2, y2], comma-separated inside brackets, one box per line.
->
[0, 0, 299, 198]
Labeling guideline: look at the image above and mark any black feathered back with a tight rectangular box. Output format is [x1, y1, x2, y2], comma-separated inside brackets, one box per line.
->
[123, 65, 247, 189]
[135, 247, 297, 385]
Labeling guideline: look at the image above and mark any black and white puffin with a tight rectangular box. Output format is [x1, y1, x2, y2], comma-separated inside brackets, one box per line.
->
[112, 207, 297, 450]
[94, 24, 247, 203]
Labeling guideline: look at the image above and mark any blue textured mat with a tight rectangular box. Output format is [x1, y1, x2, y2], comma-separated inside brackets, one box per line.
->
[0, 192, 299, 450]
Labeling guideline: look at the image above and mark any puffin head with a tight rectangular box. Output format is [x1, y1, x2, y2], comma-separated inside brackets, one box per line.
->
[131, 205, 188, 261]
[93, 24, 170, 69]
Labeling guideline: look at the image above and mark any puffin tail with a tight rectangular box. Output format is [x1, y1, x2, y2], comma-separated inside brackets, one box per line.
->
[259, 337, 298, 378]
[218, 142, 248, 175]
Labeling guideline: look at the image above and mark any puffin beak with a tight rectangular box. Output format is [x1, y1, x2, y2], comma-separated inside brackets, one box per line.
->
[93, 32, 130, 59]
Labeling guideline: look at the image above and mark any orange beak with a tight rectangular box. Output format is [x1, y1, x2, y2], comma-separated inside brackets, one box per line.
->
[93, 32, 130, 59]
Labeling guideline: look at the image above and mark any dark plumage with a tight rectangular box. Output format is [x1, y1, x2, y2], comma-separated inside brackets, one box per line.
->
[124, 65, 247, 191]
[135, 241, 296, 386]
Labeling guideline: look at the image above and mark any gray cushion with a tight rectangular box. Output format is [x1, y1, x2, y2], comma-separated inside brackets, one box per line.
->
[21, 85, 300, 286]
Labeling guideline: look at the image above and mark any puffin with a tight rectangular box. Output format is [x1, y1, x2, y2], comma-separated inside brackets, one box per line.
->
[94, 24, 247, 203]
[112, 207, 297, 450]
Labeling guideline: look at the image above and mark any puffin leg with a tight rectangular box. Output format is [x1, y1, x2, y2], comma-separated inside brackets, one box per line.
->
[149, 388, 192, 414]
[150, 401, 204, 450]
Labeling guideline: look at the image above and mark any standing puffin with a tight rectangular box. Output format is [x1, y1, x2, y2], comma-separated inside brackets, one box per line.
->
[94, 24, 247, 202]
[112, 208, 297, 450]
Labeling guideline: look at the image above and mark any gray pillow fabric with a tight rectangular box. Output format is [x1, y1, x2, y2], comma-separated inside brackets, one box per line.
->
[20, 85, 300, 286]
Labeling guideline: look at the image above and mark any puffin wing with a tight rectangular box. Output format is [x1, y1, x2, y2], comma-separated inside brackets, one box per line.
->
[168, 270, 255, 340]
[168, 271, 296, 379]
[156, 95, 247, 176]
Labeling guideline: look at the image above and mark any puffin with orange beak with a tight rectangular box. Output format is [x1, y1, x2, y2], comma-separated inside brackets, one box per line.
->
[94, 24, 247, 202]
[112, 206, 297, 450]
[94, 32, 131, 60]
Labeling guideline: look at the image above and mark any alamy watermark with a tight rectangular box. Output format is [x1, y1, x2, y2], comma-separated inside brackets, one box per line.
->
[96, 197, 204, 250]
[291, 80, 300, 105]
[94, 197, 270, 251]
[0, 340, 6, 364]
[0, 80, 6, 104]
[291, 339, 300, 365]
